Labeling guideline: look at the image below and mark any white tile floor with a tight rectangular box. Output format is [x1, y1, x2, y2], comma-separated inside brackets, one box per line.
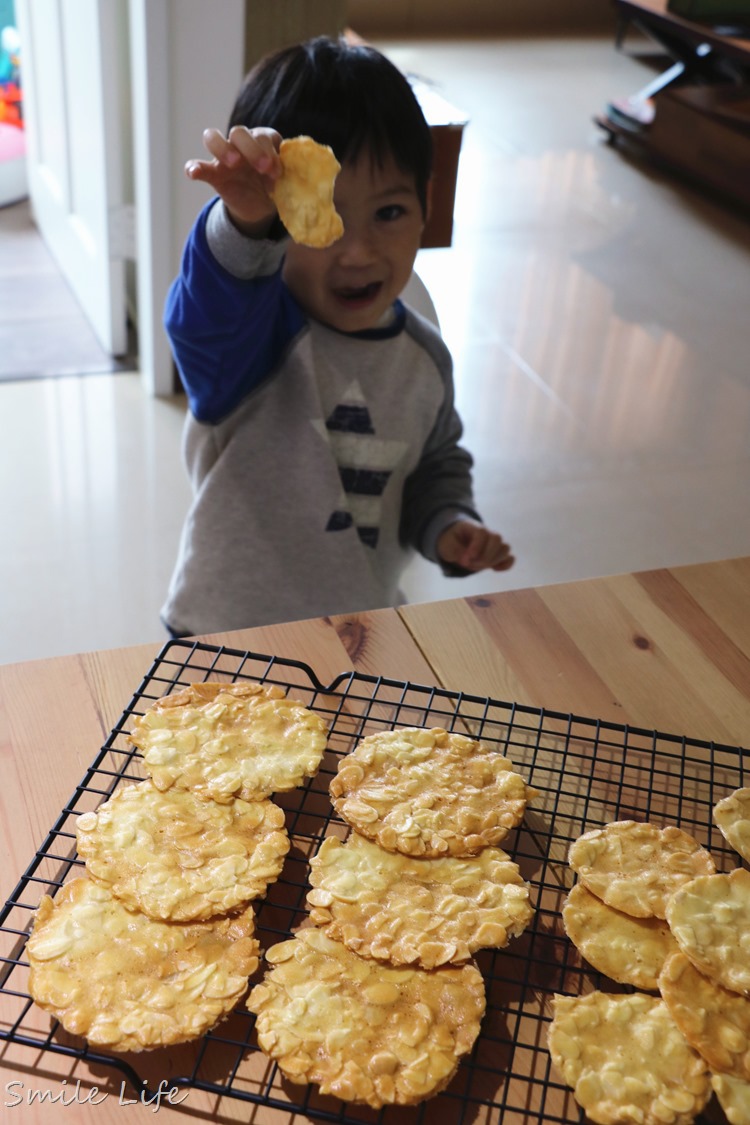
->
[2, 33, 750, 665]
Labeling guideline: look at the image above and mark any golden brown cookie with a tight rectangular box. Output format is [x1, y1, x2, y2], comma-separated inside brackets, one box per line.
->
[329, 726, 535, 857]
[247, 927, 485, 1107]
[548, 991, 711, 1125]
[665, 867, 750, 996]
[129, 681, 328, 802]
[658, 951, 750, 1080]
[714, 787, 750, 863]
[568, 820, 715, 919]
[307, 832, 533, 969]
[562, 882, 679, 990]
[75, 779, 289, 921]
[270, 136, 344, 248]
[27, 878, 259, 1052]
[711, 1073, 750, 1125]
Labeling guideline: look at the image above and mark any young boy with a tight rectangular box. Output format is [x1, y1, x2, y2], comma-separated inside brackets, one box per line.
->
[161, 36, 513, 638]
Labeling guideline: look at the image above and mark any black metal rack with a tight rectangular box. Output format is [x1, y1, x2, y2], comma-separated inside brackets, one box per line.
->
[0, 639, 746, 1123]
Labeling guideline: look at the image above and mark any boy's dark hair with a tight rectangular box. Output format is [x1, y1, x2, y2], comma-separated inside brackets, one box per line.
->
[229, 36, 433, 215]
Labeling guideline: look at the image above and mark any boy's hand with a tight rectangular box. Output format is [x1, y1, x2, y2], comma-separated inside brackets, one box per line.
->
[436, 518, 515, 573]
[185, 126, 283, 236]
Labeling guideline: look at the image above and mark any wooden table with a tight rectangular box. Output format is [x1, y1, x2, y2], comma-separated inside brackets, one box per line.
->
[1, 556, 749, 1123]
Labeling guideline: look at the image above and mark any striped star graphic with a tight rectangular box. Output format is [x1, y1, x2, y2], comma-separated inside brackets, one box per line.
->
[312, 380, 407, 548]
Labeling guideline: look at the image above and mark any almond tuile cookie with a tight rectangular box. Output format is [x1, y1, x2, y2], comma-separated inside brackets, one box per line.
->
[270, 136, 343, 248]
[714, 787, 750, 864]
[307, 832, 533, 968]
[665, 867, 750, 996]
[711, 1073, 750, 1125]
[247, 927, 485, 1107]
[27, 878, 259, 1052]
[129, 681, 327, 802]
[330, 726, 536, 858]
[658, 951, 750, 1080]
[568, 820, 715, 919]
[562, 882, 679, 990]
[548, 991, 711, 1125]
[76, 779, 289, 921]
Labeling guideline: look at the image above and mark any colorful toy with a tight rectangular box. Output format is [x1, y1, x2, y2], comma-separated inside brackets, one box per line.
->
[0, 17, 26, 204]
[0, 23, 22, 127]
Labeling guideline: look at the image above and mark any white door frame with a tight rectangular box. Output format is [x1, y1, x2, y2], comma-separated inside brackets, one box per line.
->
[128, 0, 172, 395]
[15, 0, 129, 356]
[129, 0, 246, 396]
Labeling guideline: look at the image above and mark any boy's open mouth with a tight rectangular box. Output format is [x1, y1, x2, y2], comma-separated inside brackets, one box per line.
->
[333, 282, 382, 307]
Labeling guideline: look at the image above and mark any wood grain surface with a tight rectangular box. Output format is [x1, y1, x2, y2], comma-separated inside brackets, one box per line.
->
[401, 558, 750, 745]
[1, 556, 748, 1123]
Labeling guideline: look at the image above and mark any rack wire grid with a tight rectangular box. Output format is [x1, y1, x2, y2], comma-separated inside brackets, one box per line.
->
[0, 638, 746, 1124]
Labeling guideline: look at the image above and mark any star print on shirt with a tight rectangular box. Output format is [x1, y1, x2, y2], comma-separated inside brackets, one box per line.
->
[312, 380, 407, 548]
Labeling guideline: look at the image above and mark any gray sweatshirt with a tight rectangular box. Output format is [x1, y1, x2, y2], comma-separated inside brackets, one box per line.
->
[161, 200, 479, 636]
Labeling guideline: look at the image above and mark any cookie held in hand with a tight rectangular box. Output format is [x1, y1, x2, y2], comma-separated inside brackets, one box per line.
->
[271, 136, 344, 248]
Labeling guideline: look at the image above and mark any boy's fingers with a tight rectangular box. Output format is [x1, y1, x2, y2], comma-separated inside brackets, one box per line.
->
[185, 158, 217, 181]
[461, 526, 491, 567]
[491, 551, 515, 572]
[438, 521, 514, 573]
[485, 536, 514, 570]
[202, 127, 236, 165]
[462, 530, 514, 571]
[227, 126, 282, 177]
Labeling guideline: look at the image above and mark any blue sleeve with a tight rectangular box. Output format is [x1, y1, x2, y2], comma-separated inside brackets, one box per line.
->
[163, 202, 307, 423]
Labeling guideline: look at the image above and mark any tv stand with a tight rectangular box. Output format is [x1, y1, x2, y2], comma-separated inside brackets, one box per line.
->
[599, 0, 750, 210]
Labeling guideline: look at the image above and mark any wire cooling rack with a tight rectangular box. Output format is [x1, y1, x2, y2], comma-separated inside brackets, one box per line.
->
[1, 639, 746, 1124]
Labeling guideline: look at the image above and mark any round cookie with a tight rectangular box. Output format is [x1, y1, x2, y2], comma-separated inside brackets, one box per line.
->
[562, 882, 679, 990]
[247, 927, 485, 1107]
[76, 779, 290, 921]
[659, 951, 750, 1080]
[27, 878, 259, 1052]
[548, 991, 711, 1125]
[129, 681, 328, 802]
[665, 867, 750, 996]
[307, 832, 534, 969]
[329, 726, 535, 857]
[714, 787, 750, 863]
[568, 820, 715, 919]
[711, 1073, 750, 1125]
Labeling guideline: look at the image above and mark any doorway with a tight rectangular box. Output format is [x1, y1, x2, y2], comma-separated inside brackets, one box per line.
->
[0, 198, 136, 382]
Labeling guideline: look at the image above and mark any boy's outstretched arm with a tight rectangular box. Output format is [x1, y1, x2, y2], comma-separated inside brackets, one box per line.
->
[436, 518, 515, 574]
[185, 125, 282, 236]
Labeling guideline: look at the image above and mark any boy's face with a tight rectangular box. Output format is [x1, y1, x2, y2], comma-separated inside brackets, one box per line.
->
[282, 151, 425, 334]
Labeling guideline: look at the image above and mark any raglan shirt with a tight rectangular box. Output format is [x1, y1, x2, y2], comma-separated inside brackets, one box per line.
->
[161, 198, 480, 636]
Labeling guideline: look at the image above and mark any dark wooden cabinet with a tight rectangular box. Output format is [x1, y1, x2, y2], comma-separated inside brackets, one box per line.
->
[599, 0, 750, 209]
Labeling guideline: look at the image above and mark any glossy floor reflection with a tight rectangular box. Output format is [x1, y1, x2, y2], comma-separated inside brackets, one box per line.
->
[394, 34, 750, 604]
[2, 34, 750, 665]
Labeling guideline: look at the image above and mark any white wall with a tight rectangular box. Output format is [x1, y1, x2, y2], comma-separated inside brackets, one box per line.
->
[130, 0, 246, 395]
[168, 0, 246, 269]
